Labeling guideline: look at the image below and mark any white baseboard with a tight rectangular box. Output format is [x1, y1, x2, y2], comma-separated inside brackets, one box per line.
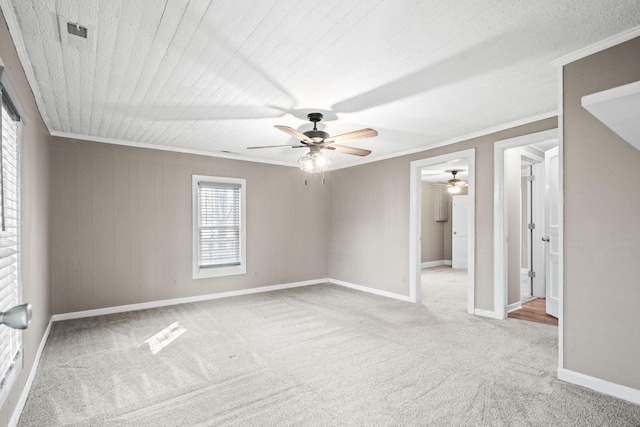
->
[421, 260, 447, 268]
[50, 277, 420, 322]
[52, 279, 327, 321]
[507, 302, 522, 313]
[8, 278, 430, 424]
[420, 260, 453, 268]
[557, 368, 640, 405]
[329, 279, 413, 302]
[474, 308, 504, 320]
[10, 317, 53, 427]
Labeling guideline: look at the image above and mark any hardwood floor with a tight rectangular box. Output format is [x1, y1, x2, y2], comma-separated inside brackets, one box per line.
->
[508, 298, 558, 326]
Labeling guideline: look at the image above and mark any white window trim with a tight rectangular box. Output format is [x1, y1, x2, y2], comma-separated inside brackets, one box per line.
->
[0, 66, 24, 409]
[192, 175, 246, 279]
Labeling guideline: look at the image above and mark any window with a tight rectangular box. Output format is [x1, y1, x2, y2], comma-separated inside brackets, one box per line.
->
[0, 69, 23, 406]
[192, 175, 246, 279]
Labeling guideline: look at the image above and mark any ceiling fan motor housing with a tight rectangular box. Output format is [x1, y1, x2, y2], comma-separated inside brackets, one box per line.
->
[304, 129, 330, 141]
[307, 112, 323, 123]
[305, 113, 328, 142]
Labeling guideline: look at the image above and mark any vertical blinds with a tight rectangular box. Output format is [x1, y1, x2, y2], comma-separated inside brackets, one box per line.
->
[198, 182, 241, 268]
[0, 92, 21, 390]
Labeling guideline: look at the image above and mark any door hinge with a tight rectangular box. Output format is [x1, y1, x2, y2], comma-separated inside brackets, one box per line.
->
[527, 223, 535, 230]
[528, 271, 536, 278]
[527, 175, 535, 182]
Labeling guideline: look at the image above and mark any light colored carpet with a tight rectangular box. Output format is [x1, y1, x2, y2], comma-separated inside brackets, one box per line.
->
[18, 269, 640, 426]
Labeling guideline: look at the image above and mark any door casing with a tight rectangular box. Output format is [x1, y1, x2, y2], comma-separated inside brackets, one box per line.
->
[409, 149, 475, 313]
[493, 128, 560, 319]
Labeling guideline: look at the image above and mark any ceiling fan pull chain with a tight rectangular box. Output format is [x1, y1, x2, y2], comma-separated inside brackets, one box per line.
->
[322, 170, 326, 185]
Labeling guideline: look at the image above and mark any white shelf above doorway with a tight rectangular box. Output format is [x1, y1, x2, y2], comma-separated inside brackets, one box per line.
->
[582, 80, 640, 151]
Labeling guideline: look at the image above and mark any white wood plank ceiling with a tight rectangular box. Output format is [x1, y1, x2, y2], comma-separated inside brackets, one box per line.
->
[3, 0, 640, 168]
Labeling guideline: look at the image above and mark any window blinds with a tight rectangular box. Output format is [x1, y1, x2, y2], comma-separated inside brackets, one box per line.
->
[0, 92, 21, 391]
[197, 182, 241, 268]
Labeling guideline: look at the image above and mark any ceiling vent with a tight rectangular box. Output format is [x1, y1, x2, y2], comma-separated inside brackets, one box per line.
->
[57, 15, 96, 52]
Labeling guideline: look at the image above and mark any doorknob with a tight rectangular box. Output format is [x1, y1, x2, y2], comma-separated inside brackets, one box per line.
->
[542, 236, 550, 242]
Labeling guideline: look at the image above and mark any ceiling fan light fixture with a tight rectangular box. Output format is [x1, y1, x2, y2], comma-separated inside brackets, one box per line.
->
[446, 170, 467, 192]
[299, 150, 331, 173]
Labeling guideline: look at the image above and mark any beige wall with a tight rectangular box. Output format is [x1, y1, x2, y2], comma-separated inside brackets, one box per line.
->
[49, 138, 328, 313]
[443, 201, 452, 260]
[328, 117, 557, 309]
[563, 36, 640, 389]
[420, 183, 445, 263]
[0, 9, 52, 424]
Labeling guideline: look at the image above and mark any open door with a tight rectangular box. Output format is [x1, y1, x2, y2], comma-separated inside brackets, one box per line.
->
[452, 195, 469, 269]
[544, 147, 559, 318]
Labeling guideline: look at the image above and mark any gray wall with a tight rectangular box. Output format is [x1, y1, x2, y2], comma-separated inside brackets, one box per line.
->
[50, 138, 328, 314]
[563, 36, 640, 389]
[443, 200, 452, 261]
[328, 117, 557, 308]
[420, 183, 445, 263]
[0, 9, 52, 424]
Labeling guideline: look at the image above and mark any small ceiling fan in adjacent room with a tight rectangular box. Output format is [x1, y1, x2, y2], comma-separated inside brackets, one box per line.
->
[445, 170, 468, 193]
[431, 170, 468, 194]
[247, 112, 378, 174]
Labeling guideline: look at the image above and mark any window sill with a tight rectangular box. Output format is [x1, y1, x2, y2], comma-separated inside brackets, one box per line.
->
[193, 265, 246, 280]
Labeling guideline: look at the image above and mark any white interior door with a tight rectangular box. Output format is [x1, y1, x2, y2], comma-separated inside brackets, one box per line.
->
[530, 161, 546, 298]
[544, 147, 560, 318]
[452, 195, 469, 269]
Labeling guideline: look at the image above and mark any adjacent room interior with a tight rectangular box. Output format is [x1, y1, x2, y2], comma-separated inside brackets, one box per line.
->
[0, 1, 639, 425]
[419, 157, 470, 312]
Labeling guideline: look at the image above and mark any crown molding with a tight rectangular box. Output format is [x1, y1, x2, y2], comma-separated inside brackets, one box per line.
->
[331, 110, 557, 170]
[551, 25, 640, 67]
[50, 131, 299, 168]
[51, 110, 558, 172]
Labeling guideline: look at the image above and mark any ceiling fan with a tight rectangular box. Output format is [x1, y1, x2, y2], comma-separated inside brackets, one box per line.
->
[247, 112, 378, 173]
[431, 170, 468, 194]
[446, 170, 468, 193]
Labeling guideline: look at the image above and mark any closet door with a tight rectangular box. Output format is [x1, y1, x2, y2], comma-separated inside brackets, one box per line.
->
[452, 195, 469, 269]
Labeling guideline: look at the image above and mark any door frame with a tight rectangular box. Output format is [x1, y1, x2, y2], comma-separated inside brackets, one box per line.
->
[409, 148, 475, 314]
[493, 128, 559, 319]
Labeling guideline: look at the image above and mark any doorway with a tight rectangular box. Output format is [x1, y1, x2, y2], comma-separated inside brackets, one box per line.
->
[494, 129, 561, 320]
[507, 147, 546, 308]
[409, 149, 475, 314]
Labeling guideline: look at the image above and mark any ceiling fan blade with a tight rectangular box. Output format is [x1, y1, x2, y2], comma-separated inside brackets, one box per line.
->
[324, 128, 378, 145]
[324, 145, 371, 156]
[274, 125, 312, 143]
[247, 144, 307, 149]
